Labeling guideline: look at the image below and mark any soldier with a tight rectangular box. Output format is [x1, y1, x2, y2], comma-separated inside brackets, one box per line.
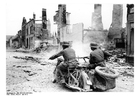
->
[87, 42, 112, 69]
[49, 41, 79, 83]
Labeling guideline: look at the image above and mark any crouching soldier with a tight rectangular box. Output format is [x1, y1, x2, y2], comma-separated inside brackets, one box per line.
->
[49, 41, 79, 83]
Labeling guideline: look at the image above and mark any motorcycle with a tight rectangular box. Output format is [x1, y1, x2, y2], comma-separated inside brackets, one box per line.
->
[53, 57, 93, 92]
[53, 57, 119, 92]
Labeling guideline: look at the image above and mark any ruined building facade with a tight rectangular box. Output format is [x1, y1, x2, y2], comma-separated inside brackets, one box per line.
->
[126, 4, 134, 64]
[54, 4, 68, 43]
[53, 4, 107, 46]
[107, 4, 125, 49]
[91, 4, 103, 30]
[19, 8, 51, 49]
[108, 4, 123, 39]
[54, 4, 84, 45]
[83, 4, 106, 44]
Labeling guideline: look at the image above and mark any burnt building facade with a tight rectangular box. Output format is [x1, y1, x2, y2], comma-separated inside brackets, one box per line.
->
[24, 18, 35, 49]
[54, 4, 69, 44]
[20, 8, 51, 49]
[108, 4, 125, 48]
[126, 4, 134, 64]
[91, 4, 103, 30]
[108, 4, 123, 39]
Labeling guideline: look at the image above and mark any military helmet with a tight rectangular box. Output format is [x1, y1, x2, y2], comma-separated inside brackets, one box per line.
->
[61, 41, 70, 48]
[62, 41, 70, 46]
[90, 42, 98, 48]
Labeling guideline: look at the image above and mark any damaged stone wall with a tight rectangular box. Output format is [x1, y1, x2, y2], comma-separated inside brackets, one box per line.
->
[108, 4, 123, 39]
[35, 24, 42, 37]
[91, 4, 103, 30]
[19, 8, 52, 50]
[83, 30, 107, 44]
[25, 19, 35, 49]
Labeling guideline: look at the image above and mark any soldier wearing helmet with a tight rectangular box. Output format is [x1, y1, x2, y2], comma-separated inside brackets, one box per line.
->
[88, 42, 112, 69]
[49, 41, 79, 83]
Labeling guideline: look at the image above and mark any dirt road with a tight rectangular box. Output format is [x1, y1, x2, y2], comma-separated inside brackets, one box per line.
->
[6, 49, 134, 95]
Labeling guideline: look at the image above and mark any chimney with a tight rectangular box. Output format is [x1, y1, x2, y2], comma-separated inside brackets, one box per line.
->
[91, 4, 103, 30]
[42, 8, 47, 29]
[33, 13, 36, 19]
[42, 8, 47, 21]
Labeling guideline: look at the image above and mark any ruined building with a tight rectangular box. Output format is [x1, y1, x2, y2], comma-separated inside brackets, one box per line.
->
[20, 8, 51, 49]
[21, 17, 27, 47]
[54, 4, 84, 45]
[107, 4, 125, 49]
[6, 30, 23, 49]
[126, 4, 134, 64]
[54, 4, 69, 43]
[41, 8, 48, 40]
[108, 4, 123, 39]
[91, 4, 103, 30]
[83, 4, 106, 44]
[53, 4, 106, 45]
[6, 35, 14, 48]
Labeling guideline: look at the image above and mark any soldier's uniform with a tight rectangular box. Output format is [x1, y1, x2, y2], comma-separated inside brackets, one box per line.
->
[88, 43, 112, 69]
[49, 42, 78, 83]
[88, 43, 114, 91]
[49, 47, 79, 72]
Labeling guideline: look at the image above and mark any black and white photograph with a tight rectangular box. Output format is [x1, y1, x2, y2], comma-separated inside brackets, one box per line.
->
[5, 0, 135, 97]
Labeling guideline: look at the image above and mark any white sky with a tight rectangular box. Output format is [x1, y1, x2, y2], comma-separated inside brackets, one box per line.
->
[6, 0, 127, 35]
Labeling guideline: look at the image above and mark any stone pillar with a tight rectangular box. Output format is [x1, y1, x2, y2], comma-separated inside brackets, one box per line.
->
[91, 4, 103, 30]
[42, 8, 47, 29]
[108, 4, 123, 39]
[112, 4, 123, 29]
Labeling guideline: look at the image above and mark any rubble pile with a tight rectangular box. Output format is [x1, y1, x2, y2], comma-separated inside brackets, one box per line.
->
[106, 48, 128, 66]
[108, 55, 126, 66]
[106, 57, 133, 77]
[104, 48, 134, 78]
[107, 61, 134, 76]
[15, 48, 29, 53]
[31, 44, 59, 54]
[32, 45, 48, 53]
[13, 56, 42, 63]
[13, 55, 56, 66]
[108, 49, 126, 58]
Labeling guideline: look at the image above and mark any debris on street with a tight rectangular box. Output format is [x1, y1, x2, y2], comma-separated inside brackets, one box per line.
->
[13, 56, 42, 63]
[15, 48, 30, 53]
[31, 42, 49, 53]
